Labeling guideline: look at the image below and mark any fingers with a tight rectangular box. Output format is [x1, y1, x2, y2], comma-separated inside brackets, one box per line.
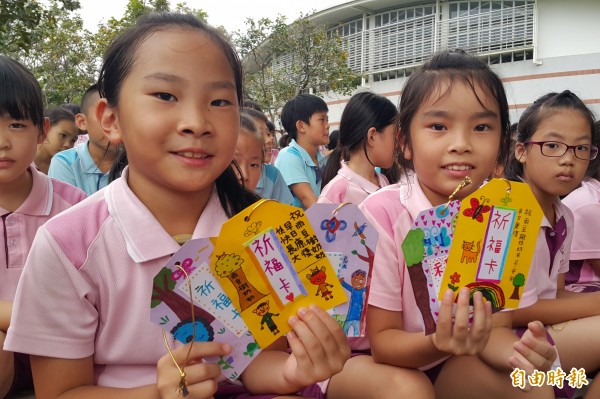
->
[287, 306, 350, 383]
[433, 289, 455, 348]
[513, 322, 557, 372]
[171, 341, 232, 365]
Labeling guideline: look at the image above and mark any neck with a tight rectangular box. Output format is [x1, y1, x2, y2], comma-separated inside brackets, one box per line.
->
[126, 171, 213, 237]
[88, 141, 117, 174]
[0, 168, 34, 212]
[523, 176, 557, 226]
[33, 152, 51, 175]
[347, 150, 380, 186]
[296, 138, 318, 162]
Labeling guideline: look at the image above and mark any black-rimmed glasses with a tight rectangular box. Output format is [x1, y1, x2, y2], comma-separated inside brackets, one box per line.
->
[525, 141, 598, 161]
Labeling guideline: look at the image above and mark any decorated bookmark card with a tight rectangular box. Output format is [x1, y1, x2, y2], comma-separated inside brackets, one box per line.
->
[305, 203, 378, 337]
[150, 238, 260, 381]
[401, 200, 460, 335]
[212, 199, 347, 348]
[440, 179, 543, 310]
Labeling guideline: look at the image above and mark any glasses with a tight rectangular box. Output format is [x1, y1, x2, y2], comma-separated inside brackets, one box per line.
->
[525, 141, 598, 161]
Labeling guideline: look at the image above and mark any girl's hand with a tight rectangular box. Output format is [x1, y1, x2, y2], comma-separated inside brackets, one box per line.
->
[509, 320, 556, 373]
[282, 305, 350, 388]
[156, 341, 231, 399]
[432, 288, 492, 356]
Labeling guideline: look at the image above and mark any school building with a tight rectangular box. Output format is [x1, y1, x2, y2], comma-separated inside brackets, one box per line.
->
[306, 0, 600, 127]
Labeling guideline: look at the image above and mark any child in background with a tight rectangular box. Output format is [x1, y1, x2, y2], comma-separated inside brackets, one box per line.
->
[48, 84, 119, 194]
[265, 119, 279, 164]
[562, 120, 600, 293]
[233, 113, 264, 191]
[506, 91, 600, 398]
[319, 92, 398, 204]
[359, 50, 556, 399]
[275, 94, 330, 209]
[5, 14, 349, 398]
[33, 107, 80, 174]
[242, 108, 294, 205]
[0, 55, 86, 398]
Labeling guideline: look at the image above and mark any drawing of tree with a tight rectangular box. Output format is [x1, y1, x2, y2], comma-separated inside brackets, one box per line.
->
[214, 252, 266, 311]
[151, 266, 215, 327]
[402, 229, 436, 334]
[510, 273, 525, 300]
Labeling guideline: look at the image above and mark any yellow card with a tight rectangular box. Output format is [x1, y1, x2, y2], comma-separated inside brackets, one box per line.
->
[440, 179, 543, 309]
[212, 199, 346, 347]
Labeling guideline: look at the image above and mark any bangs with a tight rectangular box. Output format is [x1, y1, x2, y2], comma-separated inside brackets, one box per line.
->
[0, 57, 44, 129]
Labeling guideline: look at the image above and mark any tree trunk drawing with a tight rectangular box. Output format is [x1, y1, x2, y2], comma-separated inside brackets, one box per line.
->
[407, 262, 437, 334]
[227, 267, 266, 312]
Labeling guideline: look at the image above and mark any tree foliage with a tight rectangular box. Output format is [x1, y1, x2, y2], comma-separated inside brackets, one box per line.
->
[235, 14, 361, 121]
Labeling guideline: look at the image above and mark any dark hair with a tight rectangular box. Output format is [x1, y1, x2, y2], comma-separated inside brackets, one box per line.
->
[80, 83, 99, 115]
[327, 130, 339, 151]
[505, 90, 597, 181]
[242, 99, 263, 112]
[279, 133, 291, 148]
[398, 49, 511, 179]
[280, 94, 328, 140]
[322, 92, 399, 188]
[239, 112, 264, 161]
[242, 107, 268, 124]
[98, 12, 257, 216]
[109, 146, 129, 182]
[592, 121, 600, 180]
[45, 107, 76, 126]
[265, 120, 275, 133]
[0, 55, 45, 131]
[60, 103, 81, 115]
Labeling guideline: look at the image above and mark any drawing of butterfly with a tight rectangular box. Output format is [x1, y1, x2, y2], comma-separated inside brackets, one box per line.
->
[462, 197, 491, 223]
[353, 222, 367, 239]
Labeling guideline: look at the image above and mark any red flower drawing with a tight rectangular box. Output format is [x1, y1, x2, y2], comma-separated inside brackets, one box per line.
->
[450, 272, 461, 285]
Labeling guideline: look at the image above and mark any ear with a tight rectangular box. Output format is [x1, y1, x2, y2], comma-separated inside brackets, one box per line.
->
[75, 113, 87, 131]
[96, 98, 123, 145]
[400, 133, 412, 160]
[366, 127, 378, 148]
[295, 120, 305, 135]
[514, 142, 527, 164]
[38, 117, 50, 145]
[306, 273, 311, 279]
[252, 308, 258, 314]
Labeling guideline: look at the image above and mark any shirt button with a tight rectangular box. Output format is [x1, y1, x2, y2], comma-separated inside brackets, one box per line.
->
[6, 219, 14, 226]
[10, 239, 18, 247]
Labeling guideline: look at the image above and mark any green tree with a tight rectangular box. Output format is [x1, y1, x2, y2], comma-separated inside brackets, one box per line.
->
[510, 273, 525, 300]
[236, 14, 361, 121]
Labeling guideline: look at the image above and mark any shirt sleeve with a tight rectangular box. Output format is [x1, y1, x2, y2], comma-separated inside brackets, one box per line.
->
[4, 227, 97, 359]
[318, 178, 347, 204]
[274, 149, 310, 186]
[271, 169, 295, 205]
[48, 153, 77, 188]
[569, 202, 600, 260]
[359, 194, 407, 312]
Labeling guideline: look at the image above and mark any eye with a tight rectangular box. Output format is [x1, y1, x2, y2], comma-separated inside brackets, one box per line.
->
[474, 124, 491, 132]
[430, 123, 445, 131]
[544, 142, 560, 149]
[250, 163, 261, 168]
[211, 99, 231, 107]
[154, 92, 176, 102]
[576, 145, 590, 152]
[8, 123, 26, 129]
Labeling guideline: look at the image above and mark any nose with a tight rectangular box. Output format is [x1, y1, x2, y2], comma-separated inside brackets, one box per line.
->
[178, 103, 212, 136]
[558, 147, 576, 165]
[448, 128, 473, 154]
[0, 130, 10, 149]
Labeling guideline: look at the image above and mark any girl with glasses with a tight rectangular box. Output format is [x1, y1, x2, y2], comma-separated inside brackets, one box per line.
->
[507, 90, 600, 399]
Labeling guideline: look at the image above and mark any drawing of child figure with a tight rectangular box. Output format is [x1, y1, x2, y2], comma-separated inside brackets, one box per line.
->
[340, 270, 367, 336]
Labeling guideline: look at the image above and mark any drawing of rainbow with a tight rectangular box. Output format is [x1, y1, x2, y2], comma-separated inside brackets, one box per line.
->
[465, 282, 506, 310]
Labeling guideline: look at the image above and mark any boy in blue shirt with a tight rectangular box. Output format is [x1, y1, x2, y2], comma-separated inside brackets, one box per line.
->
[275, 94, 330, 209]
[49, 84, 119, 194]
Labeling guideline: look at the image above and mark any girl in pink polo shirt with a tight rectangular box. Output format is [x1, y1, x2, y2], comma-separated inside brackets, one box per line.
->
[507, 91, 600, 398]
[5, 14, 349, 399]
[0, 55, 86, 398]
[319, 92, 399, 205]
[359, 50, 557, 399]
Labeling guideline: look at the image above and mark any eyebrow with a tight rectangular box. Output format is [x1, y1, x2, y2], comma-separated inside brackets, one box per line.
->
[542, 131, 592, 142]
[143, 73, 236, 91]
[421, 110, 498, 119]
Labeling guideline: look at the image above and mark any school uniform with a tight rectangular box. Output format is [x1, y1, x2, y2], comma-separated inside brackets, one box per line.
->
[562, 178, 600, 292]
[255, 164, 294, 205]
[274, 139, 327, 209]
[5, 167, 228, 388]
[1, 166, 86, 301]
[359, 175, 539, 370]
[48, 142, 109, 195]
[318, 161, 389, 205]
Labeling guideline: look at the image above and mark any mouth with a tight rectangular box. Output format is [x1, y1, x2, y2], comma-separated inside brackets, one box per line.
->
[175, 151, 210, 159]
[443, 164, 474, 171]
[556, 172, 574, 181]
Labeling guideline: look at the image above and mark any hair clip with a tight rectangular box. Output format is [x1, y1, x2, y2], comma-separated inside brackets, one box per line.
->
[162, 263, 196, 397]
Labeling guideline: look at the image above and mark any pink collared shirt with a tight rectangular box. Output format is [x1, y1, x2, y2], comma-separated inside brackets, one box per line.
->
[318, 162, 389, 205]
[562, 178, 600, 291]
[1, 166, 86, 301]
[5, 167, 229, 388]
